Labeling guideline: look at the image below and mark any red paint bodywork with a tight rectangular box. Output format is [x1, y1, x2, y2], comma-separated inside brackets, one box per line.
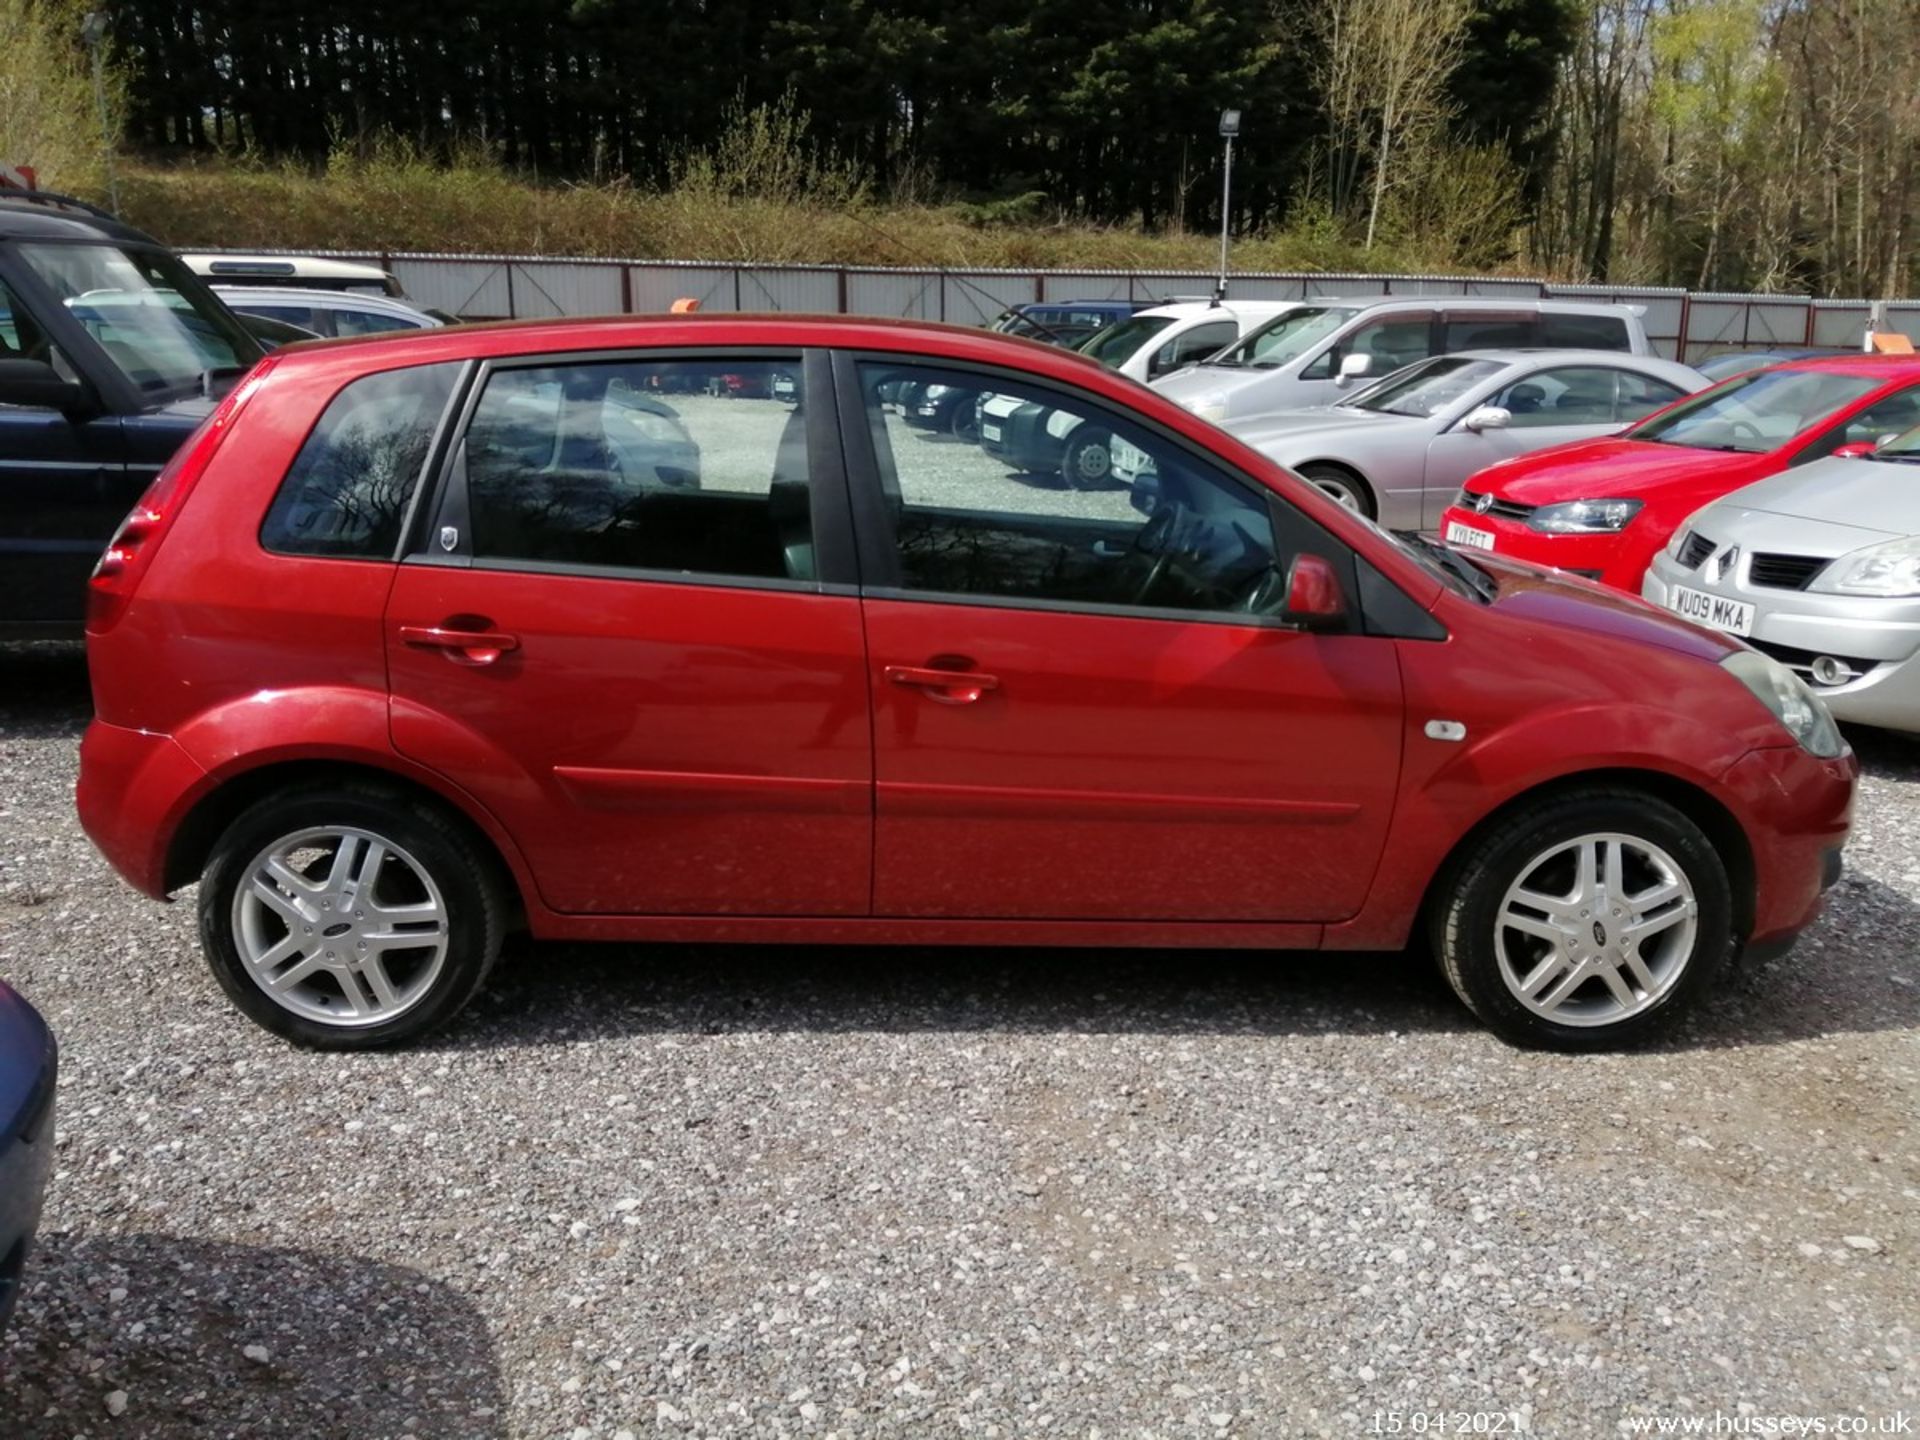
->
[1439, 356, 1920, 592]
[76, 315, 1855, 961]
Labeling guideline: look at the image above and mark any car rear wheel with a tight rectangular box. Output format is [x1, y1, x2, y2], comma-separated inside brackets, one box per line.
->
[1297, 464, 1374, 518]
[1061, 429, 1114, 489]
[949, 396, 981, 444]
[1430, 789, 1734, 1050]
[198, 783, 505, 1049]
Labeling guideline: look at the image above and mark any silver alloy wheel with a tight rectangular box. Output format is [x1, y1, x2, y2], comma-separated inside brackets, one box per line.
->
[1494, 831, 1699, 1028]
[231, 826, 450, 1029]
[1303, 470, 1365, 511]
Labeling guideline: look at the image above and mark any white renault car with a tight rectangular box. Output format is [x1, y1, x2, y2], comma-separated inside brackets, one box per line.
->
[1072, 299, 1300, 383]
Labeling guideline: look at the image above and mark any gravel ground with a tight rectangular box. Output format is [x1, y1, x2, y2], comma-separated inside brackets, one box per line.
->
[1, 642, 1916, 1440]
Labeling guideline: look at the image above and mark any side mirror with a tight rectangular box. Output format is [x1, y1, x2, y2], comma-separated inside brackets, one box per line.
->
[1462, 404, 1511, 433]
[0, 357, 90, 414]
[1282, 553, 1347, 628]
[1336, 352, 1372, 385]
[1832, 440, 1877, 459]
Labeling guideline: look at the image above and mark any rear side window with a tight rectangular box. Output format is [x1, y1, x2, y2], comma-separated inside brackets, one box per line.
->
[1538, 313, 1631, 350]
[260, 361, 459, 559]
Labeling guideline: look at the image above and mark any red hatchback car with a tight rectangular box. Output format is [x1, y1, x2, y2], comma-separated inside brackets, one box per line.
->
[75, 316, 1856, 1052]
[1439, 356, 1920, 591]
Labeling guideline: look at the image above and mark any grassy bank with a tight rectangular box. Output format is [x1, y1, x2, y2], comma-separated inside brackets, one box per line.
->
[109, 148, 1529, 277]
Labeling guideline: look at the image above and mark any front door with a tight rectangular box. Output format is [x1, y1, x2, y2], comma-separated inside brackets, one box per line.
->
[843, 357, 1405, 923]
[386, 351, 873, 916]
[0, 274, 127, 631]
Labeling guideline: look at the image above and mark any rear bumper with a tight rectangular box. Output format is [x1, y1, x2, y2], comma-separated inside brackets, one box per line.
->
[76, 720, 208, 899]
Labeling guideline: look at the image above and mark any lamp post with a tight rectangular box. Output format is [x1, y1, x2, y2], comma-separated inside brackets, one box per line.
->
[1215, 109, 1241, 303]
[79, 11, 120, 216]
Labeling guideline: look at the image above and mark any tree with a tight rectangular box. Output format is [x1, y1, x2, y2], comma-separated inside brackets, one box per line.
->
[0, 0, 120, 194]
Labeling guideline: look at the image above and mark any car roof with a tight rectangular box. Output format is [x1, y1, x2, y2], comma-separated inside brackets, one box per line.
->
[0, 194, 163, 247]
[1319, 295, 1641, 316]
[1441, 348, 1703, 379]
[211, 285, 431, 317]
[1770, 353, 1920, 380]
[183, 253, 395, 282]
[1134, 300, 1299, 321]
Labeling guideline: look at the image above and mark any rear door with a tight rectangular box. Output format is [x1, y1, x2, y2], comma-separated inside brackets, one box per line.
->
[0, 271, 128, 632]
[841, 355, 1405, 923]
[384, 349, 873, 917]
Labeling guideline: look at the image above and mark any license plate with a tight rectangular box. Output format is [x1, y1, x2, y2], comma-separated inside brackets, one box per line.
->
[1445, 521, 1495, 551]
[1667, 584, 1754, 636]
[981, 424, 1001, 442]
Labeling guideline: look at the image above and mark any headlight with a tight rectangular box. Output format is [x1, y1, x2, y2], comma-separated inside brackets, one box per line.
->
[1188, 393, 1229, 423]
[1526, 498, 1644, 534]
[1809, 534, 1920, 598]
[1721, 651, 1845, 758]
[923, 384, 955, 399]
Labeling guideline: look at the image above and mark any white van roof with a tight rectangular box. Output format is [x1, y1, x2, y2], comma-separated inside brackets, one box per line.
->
[183, 253, 400, 292]
[1133, 299, 1301, 322]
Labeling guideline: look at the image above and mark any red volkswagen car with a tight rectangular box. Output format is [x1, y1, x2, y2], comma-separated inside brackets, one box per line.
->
[1439, 356, 1920, 591]
[75, 316, 1855, 1053]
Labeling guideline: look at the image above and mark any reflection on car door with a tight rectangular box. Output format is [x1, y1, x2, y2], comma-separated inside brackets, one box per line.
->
[845, 357, 1405, 924]
[384, 351, 874, 916]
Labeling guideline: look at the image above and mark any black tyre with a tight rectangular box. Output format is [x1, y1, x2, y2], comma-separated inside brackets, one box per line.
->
[198, 781, 506, 1050]
[949, 394, 982, 444]
[1428, 788, 1735, 1051]
[1060, 428, 1115, 490]
[1297, 464, 1375, 518]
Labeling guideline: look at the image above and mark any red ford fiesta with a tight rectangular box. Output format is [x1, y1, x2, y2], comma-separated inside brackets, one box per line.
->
[75, 316, 1855, 1051]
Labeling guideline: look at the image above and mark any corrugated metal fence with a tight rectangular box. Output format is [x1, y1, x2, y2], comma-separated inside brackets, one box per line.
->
[228, 249, 1920, 363]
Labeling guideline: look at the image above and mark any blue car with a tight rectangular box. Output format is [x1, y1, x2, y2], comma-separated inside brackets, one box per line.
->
[0, 978, 56, 1333]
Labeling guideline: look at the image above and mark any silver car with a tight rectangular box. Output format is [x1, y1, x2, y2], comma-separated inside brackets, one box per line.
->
[1642, 427, 1920, 733]
[1217, 350, 1708, 529]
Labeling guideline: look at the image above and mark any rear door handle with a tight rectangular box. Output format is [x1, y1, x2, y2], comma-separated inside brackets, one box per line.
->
[885, 664, 1000, 705]
[400, 624, 520, 666]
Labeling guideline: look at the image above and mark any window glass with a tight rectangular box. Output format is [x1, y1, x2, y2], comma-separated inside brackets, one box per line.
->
[1442, 315, 1535, 351]
[235, 303, 325, 334]
[0, 277, 46, 361]
[1304, 313, 1433, 381]
[260, 362, 459, 558]
[1797, 384, 1920, 461]
[1629, 368, 1882, 453]
[18, 241, 257, 396]
[1494, 366, 1628, 427]
[1077, 315, 1174, 366]
[1154, 321, 1238, 374]
[858, 361, 1331, 620]
[463, 358, 814, 583]
[1215, 306, 1358, 369]
[335, 309, 421, 336]
[1350, 357, 1504, 417]
[1615, 371, 1687, 422]
[1538, 313, 1631, 350]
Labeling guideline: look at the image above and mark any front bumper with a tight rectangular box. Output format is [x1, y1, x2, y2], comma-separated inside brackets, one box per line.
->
[1722, 743, 1857, 947]
[1438, 505, 1652, 590]
[0, 992, 57, 1334]
[1644, 552, 1920, 733]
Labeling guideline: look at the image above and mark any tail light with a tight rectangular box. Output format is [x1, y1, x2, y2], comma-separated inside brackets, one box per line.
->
[87, 358, 279, 634]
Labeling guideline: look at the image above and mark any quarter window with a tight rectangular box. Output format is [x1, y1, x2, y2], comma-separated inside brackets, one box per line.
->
[260, 361, 459, 558]
[857, 361, 1338, 621]
[1537, 313, 1631, 350]
[462, 358, 815, 583]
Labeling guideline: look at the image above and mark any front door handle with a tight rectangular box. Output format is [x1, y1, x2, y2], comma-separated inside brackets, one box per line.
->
[400, 624, 520, 666]
[885, 664, 1000, 706]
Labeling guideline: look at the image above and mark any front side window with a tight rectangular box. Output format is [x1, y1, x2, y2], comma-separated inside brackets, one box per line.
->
[1350, 357, 1505, 418]
[18, 242, 258, 396]
[857, 360, 1337, 620]
[1214, 306, 1358, 370]
[462, 357, 814, 583]
[260, 362, 459, 558]
[1797, 383, 1920, 462]
[1076, 314, 1175, 367]
[1303, 313, 1433, 381]
[1153, 321, 1238, 375]
[1615, 371, 1688, 422]
[1493, 366, 1637, 428]
[1629, 368, 1882, 453]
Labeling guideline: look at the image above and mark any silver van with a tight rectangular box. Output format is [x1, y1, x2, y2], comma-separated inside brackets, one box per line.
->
[1151, 296, 1653, 425]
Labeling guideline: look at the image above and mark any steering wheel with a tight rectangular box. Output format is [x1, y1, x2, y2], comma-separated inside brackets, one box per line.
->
[1728, 418, 1763, 443]
[1130, 503, 1185, 606]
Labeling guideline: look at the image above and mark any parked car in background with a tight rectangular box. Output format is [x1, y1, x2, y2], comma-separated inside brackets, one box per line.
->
[0, 191, 264, 637]
[75, 314, 1854, 1054]
[1440, 356, 1920, 590]
[1151, 297, 1654, 425]
[1194, 350, 1707, 526]
[988, 300, 1147, 348]
[1643, 425, 1920, 732]
[182, 252, 405, 298]
[236, 310, 322, 350]
[0, 978, 57, 1334]
[214, 286, 443, 338]
[1073, 299, 1299, 384]
[1694, 347, 1858, 383]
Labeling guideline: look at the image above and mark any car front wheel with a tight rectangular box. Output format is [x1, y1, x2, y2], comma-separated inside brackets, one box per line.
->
[198, 783, 505, 1049]
[1297, 464, 1374, 518]
[1430, 789, 1734, 1050]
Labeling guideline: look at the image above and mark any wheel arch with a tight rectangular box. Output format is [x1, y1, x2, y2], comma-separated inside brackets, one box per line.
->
[164, 758, 531, 929]
[1416, 767, 1756, 946]
[1293, 459, 1377, 515]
